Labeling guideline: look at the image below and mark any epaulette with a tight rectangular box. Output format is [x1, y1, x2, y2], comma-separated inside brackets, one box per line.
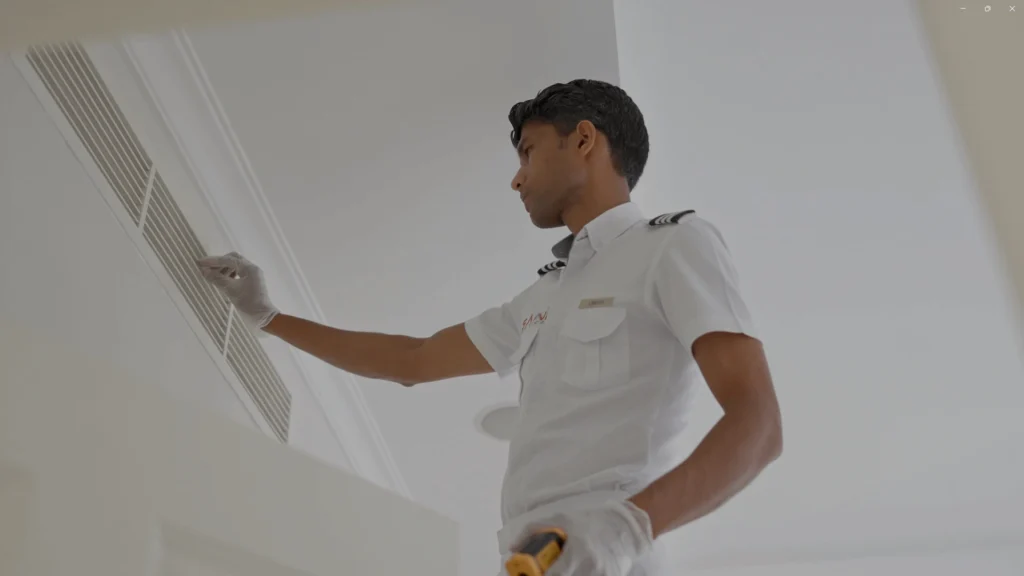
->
[537, 260, 566, 276]
[649, 210, 695, 227]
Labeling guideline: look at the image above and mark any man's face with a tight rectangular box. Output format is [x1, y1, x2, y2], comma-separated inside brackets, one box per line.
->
[511, 122, 587, 229]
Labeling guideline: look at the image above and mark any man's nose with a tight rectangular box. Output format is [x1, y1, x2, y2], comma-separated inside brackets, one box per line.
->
[511, 170, 524, 192]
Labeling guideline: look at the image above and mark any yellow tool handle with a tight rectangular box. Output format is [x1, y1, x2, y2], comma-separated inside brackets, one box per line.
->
[505, 527, 567, 576]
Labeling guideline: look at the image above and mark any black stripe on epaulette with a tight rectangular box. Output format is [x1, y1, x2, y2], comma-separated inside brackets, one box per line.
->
[649, 210, 695, 227]
[537, 260, 567, 276]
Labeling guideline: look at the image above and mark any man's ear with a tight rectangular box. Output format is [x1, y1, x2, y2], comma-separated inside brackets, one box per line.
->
[575, 120, 597, 156]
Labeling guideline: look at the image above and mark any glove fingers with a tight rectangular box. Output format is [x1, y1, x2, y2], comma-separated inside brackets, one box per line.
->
[198, 254, 237, 270]
[200, 266, 234, 289]
[226, 251, 257, 275]
[199, 253, 257, 280]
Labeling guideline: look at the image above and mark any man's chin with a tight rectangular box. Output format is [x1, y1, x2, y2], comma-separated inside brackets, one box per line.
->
[529, 213, 563, 230]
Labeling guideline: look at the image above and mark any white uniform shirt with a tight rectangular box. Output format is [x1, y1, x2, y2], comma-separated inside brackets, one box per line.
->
[465, 202, 757, 574]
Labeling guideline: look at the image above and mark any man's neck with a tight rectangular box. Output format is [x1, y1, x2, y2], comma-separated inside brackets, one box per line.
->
[562, 195, 631, 236]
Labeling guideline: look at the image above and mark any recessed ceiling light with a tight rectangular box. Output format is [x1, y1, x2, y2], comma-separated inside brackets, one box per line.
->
[475, 403, 520, 441]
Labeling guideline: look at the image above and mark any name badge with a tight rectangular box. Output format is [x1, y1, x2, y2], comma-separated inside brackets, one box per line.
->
[578, 297, 615, 309]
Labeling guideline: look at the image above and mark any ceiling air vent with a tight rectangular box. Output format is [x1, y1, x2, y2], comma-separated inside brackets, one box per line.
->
[26, 43, 291, 443]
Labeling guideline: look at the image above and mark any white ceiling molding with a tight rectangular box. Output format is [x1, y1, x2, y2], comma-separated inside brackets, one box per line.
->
[1, 0, 384, 51]
[119, 30, 411, 499]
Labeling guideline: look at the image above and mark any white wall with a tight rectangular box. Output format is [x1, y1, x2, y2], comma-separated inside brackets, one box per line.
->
[0, 53, 350, 472]
[613, 0, 1024, 565]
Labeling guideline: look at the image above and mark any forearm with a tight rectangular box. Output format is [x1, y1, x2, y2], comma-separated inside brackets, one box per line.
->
[631, 405, 782, 538]
[263, 313, 424, 385]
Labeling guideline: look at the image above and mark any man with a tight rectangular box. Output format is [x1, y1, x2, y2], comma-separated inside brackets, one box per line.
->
[199, 79, 782, 575]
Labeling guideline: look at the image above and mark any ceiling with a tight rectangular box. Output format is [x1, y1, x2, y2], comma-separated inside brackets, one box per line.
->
[181, 0, 1024, 573]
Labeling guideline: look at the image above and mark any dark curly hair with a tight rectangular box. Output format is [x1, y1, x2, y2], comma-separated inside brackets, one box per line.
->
[508, 79, 649, 191]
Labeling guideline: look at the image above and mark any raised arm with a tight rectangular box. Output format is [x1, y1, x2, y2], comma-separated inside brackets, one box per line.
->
[198, 252, 504, 387]
[263, 314, 491, 386]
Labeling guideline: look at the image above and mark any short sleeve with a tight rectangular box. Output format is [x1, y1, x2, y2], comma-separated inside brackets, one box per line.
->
[652, 218, 757, 353]
[464, 284, 534, 378]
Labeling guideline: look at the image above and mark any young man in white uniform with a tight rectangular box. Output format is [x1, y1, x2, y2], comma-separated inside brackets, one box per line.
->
[200, 79, 783, 576]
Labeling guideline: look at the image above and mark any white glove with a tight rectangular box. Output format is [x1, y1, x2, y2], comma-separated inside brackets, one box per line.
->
[514, 500, 654, 576]
[197, 252, 279, 331]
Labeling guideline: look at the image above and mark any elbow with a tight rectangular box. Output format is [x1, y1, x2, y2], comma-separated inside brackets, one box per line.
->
[393, 363, 427, 388]
[767, 433, 783, 464]
[339, 339, 428, 388]
[730, 398, 783, 464]
[395, 340, 431, 387]
[752, 393, 783, 464]
[764, 413, 783, 463]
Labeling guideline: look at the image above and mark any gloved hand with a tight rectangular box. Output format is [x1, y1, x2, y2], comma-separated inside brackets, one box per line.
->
[197, 252, 279, 331]
[514, 500, 654, 576]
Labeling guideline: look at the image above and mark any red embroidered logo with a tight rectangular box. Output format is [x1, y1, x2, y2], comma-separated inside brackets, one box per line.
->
[522, 311, 548, 330]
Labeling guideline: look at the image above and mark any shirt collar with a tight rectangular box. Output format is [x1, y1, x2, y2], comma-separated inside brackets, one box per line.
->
[551, 202, 646, 259]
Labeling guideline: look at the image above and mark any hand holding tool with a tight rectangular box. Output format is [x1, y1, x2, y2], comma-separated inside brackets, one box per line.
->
[505, 528, 566, 576]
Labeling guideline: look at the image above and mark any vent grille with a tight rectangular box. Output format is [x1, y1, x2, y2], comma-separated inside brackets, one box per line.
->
[143, 173, 231, 347]
[27, 43, 291, 442]
[227, 328, 293, 440]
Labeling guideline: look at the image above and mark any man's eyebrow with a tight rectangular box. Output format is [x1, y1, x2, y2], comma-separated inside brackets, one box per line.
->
[516, 138, 530, 155]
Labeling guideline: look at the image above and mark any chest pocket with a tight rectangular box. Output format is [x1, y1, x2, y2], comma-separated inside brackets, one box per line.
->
[559, 306, 630, 390]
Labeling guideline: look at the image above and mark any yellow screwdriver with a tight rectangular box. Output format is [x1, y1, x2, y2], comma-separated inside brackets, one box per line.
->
[505, 528, 567, 576]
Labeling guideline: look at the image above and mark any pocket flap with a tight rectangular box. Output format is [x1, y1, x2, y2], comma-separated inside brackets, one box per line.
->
[560, 307, 626, 343]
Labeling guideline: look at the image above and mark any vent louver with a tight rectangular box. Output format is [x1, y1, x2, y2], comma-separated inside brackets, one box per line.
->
[27, 43, 291, 442]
